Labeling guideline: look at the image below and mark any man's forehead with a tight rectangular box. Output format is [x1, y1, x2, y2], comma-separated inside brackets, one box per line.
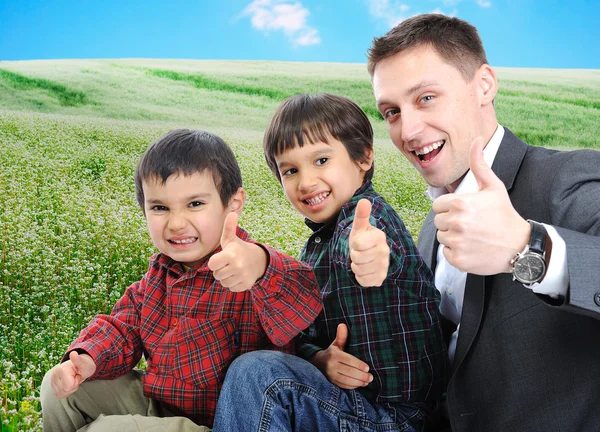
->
[372, 49, 461, 101]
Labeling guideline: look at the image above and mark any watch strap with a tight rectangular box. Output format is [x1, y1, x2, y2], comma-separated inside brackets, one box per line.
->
[527, 219, 546, 256]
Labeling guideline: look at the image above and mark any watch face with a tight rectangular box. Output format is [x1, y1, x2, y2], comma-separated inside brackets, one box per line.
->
[514, 254, 546, 284]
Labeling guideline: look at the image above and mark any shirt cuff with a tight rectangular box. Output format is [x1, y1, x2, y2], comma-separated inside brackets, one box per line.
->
[249, 243, 282, 299]
[529, 224, 569, 299]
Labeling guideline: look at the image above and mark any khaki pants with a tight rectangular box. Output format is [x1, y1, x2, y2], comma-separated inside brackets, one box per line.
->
[40, 367, 211, 432]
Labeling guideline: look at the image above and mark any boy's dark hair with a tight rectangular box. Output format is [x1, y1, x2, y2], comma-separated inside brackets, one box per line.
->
[135, 129, 242, 212]
[367, 14, 488, 81]
[264, 93, 374, 183]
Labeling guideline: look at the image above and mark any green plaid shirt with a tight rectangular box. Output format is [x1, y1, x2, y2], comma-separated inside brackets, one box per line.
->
[297, 181, 448, 404]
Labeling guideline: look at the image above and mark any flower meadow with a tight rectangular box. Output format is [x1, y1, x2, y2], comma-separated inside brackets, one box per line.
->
[1, 59, 599, 431]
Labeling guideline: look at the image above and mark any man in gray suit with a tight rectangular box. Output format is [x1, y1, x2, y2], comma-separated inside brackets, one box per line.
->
[368, 14, 600, 432]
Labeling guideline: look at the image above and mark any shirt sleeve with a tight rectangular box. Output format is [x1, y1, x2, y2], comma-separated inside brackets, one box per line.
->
[248, 243, 322, 346]
[294, 322, 324, 360]
[66, 277, 146, 379]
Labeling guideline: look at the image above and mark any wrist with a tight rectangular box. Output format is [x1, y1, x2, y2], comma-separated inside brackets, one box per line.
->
[309, 350, 325, 370]
[512, 218, 532, 265]
[252, 244, 269, 282]
[510, 220, 549, 287]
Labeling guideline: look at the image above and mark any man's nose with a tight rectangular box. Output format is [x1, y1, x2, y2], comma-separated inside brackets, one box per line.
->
[400, 108, 424, 143]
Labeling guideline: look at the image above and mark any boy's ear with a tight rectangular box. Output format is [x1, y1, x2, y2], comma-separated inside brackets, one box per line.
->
[359, 148, 374, 172]
[227, 187, 246, 215]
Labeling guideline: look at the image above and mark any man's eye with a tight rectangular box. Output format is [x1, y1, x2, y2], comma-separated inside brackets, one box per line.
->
[151, 205, 167, 211]
[420, 95, 434, 103]
[282, 168, 297, 176]
[189, 201, 204, 208]
[383, 108, 400, 119]
[316, 158, 328, 166]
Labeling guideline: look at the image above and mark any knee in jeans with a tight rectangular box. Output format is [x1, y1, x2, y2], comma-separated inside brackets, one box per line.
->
[227, 350, 288, 382]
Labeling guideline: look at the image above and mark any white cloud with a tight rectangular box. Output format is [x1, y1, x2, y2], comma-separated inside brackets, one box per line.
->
[366, 1, 461, 27]
[367, 0, 411, 28]
[242, 0, 321, 47]
[476, 0, 492, 7]
[431, 7, 458, 17]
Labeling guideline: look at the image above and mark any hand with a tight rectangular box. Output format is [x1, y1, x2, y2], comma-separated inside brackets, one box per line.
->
[349, 199, 390, 287]
[50, 351, 96, 399]
[310, 323, 373, 390]
[208, 212, 268, 292]
[432, 137, 530, 275]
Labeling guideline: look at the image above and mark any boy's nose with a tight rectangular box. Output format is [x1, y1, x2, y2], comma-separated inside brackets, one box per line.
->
[298, 173, 317, 193]
[168, 212, 187, 231]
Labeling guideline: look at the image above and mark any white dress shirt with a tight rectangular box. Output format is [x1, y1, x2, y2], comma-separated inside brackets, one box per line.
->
[427, 125, 569, 362]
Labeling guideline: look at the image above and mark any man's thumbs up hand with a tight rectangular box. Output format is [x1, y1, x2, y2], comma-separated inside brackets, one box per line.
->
[432, 137, 530, 275]
[208, 212, 268, 292]
[349, 199, 390, 287]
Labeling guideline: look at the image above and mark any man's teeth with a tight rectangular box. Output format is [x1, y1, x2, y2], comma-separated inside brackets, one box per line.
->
[305, 192, 330, 205]
[171, 238, 196, 244]
[415, 140, 444, 156]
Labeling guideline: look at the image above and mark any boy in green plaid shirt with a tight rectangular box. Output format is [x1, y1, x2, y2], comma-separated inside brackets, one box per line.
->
[213, 94, 448, 432]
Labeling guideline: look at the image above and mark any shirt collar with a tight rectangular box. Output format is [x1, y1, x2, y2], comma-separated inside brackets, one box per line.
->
[426, 125, 504, 201]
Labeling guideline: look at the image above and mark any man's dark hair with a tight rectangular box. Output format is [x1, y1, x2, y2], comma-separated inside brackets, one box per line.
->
[134, 129, 242, 212]
[367, 14, 488, 81]
[264, 93, 374, 183]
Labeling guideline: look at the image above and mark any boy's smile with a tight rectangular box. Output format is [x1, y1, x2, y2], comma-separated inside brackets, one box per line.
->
[276, 138, 372, 224]
[143, 171, 236, 267]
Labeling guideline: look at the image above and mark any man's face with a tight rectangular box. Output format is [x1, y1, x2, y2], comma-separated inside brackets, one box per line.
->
[372, 45, 485, 191]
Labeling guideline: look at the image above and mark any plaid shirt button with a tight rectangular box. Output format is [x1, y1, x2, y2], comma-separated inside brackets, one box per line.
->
[172, 318, 178, 327]
[314, 237, 321, 243]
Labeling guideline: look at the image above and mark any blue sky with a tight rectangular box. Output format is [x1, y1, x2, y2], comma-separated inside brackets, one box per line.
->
[1, 0, 598, 69]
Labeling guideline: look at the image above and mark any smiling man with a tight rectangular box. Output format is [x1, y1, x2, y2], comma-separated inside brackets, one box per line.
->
[369, 13, 600, 432]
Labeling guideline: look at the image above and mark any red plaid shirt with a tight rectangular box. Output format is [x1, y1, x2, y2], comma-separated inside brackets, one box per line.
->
[67, 227, 322, 426]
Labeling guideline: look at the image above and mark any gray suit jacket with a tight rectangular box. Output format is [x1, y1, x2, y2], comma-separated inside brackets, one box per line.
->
[418, 129, 600, 432]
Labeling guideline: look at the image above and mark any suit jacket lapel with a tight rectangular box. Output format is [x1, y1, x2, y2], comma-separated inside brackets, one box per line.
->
[452, 273, 485, 370]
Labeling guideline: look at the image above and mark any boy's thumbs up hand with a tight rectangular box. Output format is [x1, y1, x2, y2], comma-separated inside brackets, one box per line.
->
[50, 351, 96, 399]
[349, 199, 390, 287]
[432, 137, 530, 275]
[208, 212, 268, 292]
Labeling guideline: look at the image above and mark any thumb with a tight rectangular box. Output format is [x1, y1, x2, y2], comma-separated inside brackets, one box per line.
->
[331, 323, 348, 351]
[469, 136, 501, 191]
[69, 351, 83, 369]
[220, 212, 239, 248]
[350, 199, 372, 237]
[69, 351, 88, 382]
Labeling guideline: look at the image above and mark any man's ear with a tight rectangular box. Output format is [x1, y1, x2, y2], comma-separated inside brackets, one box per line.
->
[478, 64, 498, 106]
[359, 148, 374, 172]
[228, 187, 246, 215]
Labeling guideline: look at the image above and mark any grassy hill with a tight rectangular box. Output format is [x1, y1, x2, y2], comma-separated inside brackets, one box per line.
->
[0, 59, 599, 431]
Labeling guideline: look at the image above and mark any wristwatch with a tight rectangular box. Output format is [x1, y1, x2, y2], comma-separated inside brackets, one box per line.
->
[510, 220, 549, 287]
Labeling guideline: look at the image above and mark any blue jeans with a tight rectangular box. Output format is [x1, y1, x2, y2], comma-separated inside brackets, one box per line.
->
[213, 351, 424, 432]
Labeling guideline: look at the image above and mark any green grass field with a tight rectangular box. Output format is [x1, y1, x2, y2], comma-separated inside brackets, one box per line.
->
[0, 59, 599, 431]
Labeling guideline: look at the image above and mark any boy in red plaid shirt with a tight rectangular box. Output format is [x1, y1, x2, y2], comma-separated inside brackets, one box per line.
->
[40, 129, 322, 431]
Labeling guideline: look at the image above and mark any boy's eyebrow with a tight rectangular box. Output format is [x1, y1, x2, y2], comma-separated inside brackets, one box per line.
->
[145, 193, 212, 204]
[276, 147, 332, 170]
